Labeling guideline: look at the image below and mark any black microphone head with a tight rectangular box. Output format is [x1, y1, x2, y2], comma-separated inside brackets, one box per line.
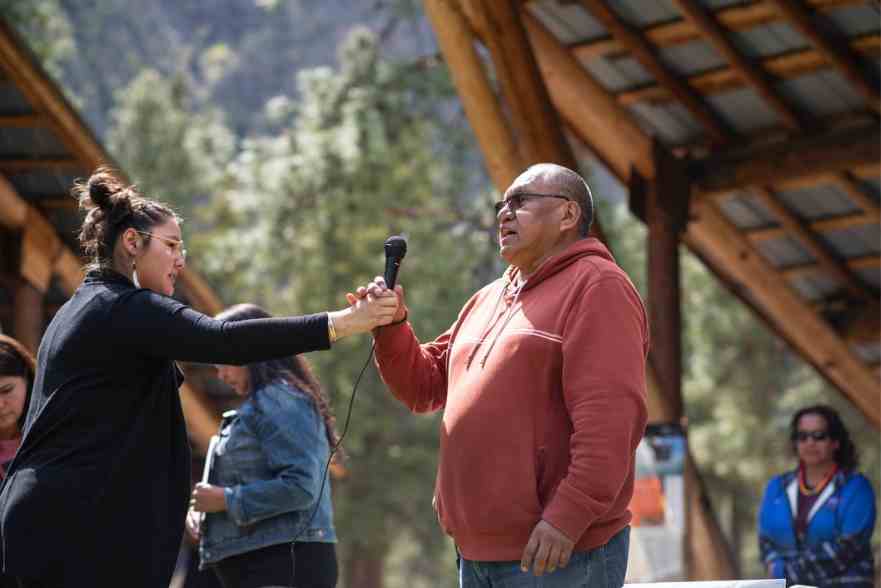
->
[384, 235, 407, 260]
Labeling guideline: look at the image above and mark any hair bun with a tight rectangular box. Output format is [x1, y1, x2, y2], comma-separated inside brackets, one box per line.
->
[87, 172, 118, 210]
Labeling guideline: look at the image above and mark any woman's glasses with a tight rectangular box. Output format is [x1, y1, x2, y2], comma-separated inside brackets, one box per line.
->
[135, 231, 187, 260]
[794, 430, 831, 442]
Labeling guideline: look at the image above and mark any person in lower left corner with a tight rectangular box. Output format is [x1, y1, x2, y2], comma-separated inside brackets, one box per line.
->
[186, 303, 340, 588]
[758, 404, 876, 588]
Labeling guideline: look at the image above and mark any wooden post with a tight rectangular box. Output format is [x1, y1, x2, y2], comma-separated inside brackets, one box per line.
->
[12, 279, 43, 354]
[422, 0, 524, 191]
[645, 141, 689, 421]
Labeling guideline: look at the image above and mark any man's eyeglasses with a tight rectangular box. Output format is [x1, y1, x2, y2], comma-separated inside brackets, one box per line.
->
[793, 430, 831, 442]
[494, 193, 570, 215]
[135, 231, 187, 260]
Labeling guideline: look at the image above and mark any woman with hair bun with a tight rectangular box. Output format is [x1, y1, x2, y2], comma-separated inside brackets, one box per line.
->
[758, 404, 876, 588]
[0, 335, 35, 480]
[0, 168, 399, 587]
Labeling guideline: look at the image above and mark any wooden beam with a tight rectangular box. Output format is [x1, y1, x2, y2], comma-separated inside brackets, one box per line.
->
[0, 174, 28, 229]
[461, 0, 578, 169]
[571, 0, 863, 60]
[20, 207, 61, 292]
[746, 210, 879, 242]
[522, 11, 654, 180]
[54, 248, 84, 294]
[687, 197, 880, 427]
[34, 195, 79, 211]
[578, 0, 731, 144]
[768, 0, 881, 112]
[0, 157, 79, 172]
[423, 0, 524, 190]
[693, 123, 880, 196]
[0, 20, 108, 170]
[781, 254, 880, 280]
[618, 34, 880, 105]
[0, 113, 49, 127]
[843, 304, 880, 345]
[670, 0, 805, 130]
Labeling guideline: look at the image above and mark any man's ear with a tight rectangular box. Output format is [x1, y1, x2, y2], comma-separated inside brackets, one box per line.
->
[559, 200, 581, 233]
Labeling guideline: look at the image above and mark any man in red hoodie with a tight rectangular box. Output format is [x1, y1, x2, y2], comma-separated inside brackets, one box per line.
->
[355, 163, 649, 587]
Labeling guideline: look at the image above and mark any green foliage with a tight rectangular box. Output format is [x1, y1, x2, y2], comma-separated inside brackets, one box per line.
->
[1, 0, 74, 78]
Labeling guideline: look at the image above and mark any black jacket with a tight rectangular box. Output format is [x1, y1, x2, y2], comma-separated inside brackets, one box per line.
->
[0, 270, 329, 586]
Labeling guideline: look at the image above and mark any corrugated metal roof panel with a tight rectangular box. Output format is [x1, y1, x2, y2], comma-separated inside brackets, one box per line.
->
[0, 80, 34, 114]
[628, 101, 701, 144]
[528, 0, 602, 44]
[6, 170, 80, 199]
[729, 22, 809, 59]
[821, 225, 881, 257]
[708, 87, 780, 133]
[856, 177, 879, 207]
[0, 127, 69, 158]
[604, 0, 678, 27]
[658, 39, 727, 76]
[824, 4, 881, 38]
[718, 191, 775, 229]
[582, 55, 652, 92]
[790, 272, 841, 301]
[852, 341, 881, 364]
[777, 184, 861, 220]
[782, 70, 864, 117]
[757, 235, 813, 267]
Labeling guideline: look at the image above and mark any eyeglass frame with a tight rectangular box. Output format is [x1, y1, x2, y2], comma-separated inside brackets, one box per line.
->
[134, 230, 187, 260]
[793, 430, 832, 443]
[494, 192, 571, 216]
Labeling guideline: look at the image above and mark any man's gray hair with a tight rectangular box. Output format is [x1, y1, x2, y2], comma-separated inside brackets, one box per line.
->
[524, 163, 594, 237]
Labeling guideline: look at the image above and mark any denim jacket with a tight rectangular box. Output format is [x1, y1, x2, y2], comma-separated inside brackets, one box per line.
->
[199, 380, 336, 568]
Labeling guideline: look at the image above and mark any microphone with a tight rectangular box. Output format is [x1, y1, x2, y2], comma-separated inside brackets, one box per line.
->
[383, 235, 407, 289]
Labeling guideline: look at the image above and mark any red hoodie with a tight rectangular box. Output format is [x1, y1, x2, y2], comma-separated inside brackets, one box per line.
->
[373, 238, 649, 561]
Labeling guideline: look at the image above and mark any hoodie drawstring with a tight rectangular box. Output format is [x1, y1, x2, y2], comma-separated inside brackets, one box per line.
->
[479, 283, 524, 367]
[465, 277, 525, 369]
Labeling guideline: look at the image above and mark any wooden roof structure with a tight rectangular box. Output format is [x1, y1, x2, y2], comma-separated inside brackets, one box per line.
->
[0, 18, 225, 452]
[425, 0, 879, 422]
[423, 0, 879, 578]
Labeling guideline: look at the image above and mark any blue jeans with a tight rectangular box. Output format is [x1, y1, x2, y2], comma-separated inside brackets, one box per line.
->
[457, 527, 629, 588]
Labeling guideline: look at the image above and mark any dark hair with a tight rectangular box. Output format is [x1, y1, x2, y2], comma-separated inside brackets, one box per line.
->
[523, 163, 594, 237]
[789, 404, 858, 471]
[73, 167, 179, 270]
[0, 334, 36, 432]
[215, 304, 343, 460]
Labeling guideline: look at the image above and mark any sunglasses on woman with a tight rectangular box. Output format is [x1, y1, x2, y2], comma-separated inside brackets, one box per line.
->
[793, 430, 831, 442]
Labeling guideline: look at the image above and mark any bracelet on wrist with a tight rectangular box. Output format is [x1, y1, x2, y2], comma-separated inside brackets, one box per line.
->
[327, 312, 338, 343]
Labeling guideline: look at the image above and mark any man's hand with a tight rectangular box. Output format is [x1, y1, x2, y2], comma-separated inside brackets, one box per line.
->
[520, 520, 575, 576]
[190, 482, 227, 513]
[346, 277, 407, 324]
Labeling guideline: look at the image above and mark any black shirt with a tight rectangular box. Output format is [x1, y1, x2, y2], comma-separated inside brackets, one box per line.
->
[0, 270, 329, 586]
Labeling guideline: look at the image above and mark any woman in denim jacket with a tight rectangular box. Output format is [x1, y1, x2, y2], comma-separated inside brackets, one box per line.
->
[187, 304, 341, 588]
[758, 404, 876, 588]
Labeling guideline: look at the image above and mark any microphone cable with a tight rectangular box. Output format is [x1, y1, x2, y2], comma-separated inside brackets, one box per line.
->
[289, 340, 376, 586]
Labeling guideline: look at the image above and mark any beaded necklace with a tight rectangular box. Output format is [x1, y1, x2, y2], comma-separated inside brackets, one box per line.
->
[798, 463, 837, 496]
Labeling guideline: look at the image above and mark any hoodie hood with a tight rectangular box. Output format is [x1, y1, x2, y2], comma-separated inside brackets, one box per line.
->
[504, 237, 616, 292]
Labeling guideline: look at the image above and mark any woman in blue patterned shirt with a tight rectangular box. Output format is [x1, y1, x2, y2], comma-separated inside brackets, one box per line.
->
[758, 404, 875, 588]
